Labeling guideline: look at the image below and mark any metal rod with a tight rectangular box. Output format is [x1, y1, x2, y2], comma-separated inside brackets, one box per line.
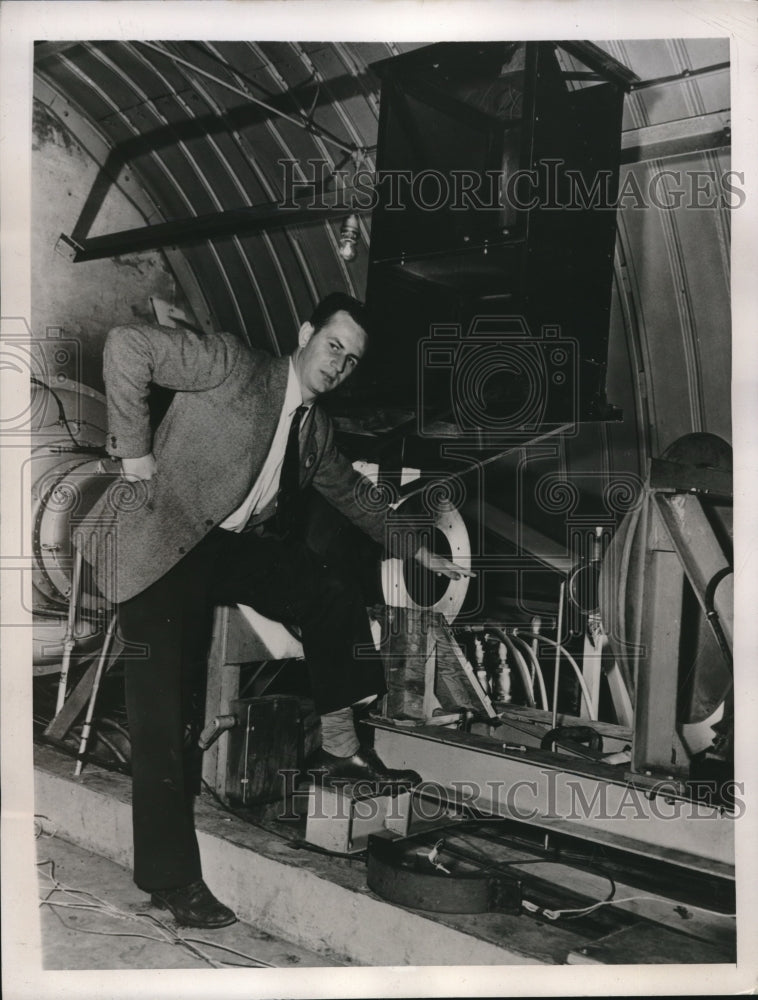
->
[397, 424, 574, 501]
[55, 546, 84, 716]
[137, 41, 358, 157]
[61, 192, 367, 262]
[74, 614, 118, 777]
[530, 616, 541, 678]
[539, 635, 597, 722]
[631, 61, 729, 91]
[551, 581, 566, 732]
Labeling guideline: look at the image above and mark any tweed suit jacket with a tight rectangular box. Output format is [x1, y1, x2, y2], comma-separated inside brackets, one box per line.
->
[78, 324, 390, 604]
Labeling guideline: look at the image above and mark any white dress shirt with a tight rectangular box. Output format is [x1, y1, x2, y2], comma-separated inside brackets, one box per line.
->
[219, 359, 309, 532]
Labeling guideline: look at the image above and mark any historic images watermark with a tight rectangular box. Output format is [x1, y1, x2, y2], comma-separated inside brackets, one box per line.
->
[278, 769, 746, 822]
[279, 157, 747, 213]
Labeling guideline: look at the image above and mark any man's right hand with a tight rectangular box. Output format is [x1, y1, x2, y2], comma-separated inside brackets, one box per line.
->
[121, 453, 157, 481]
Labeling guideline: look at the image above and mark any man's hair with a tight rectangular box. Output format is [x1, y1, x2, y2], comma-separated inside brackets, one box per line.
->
[310, 292, 371, 339]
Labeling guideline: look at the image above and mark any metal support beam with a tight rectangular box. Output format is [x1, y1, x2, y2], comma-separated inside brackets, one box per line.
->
[650, 456, 732, 498]
[632, 506, 688, 777]
[621, 110, 730, 164]
[559, 40, 640, 90]
[655, 492, 733, 654]
[371, 721, 734, 877]
[59, 193, 365, 262]
[35, 77, 215, 331]
[463, 501, 573, 574]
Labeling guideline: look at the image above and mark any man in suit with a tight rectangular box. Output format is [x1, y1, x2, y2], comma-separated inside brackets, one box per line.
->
[82, 292, 469, 928]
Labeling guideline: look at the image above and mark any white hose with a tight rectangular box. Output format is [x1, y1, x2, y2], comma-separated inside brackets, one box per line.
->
[535, 634, 598, 721]
[509, 632, 550, 711]
[486, 628, 539, 709]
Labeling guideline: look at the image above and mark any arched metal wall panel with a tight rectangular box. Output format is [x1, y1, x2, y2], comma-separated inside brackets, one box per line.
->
[615, 152, 732, 453]
[602, 38, 729, 129]
[34, 40, 421, 354]
[180, 243, 249, 335]
[38, 51, 113, 122]
[668, 148, 731, 444]
[33, 37, 734, 493]
[605, 255, 647, 478]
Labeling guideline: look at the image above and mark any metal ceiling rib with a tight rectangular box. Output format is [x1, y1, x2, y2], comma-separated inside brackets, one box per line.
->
[91, 42, 260, 345]
[245, 40, 358, 306]
[44, 39, 237, 344]
[33, 39, 732, 453]
[594, 38, 731, 451]
[202, 42, 305, 337]
[33, 73, 215, 337]
[295, 41, 382, 283]
[245, 41, 361, 302]
[31, 40, 467, 345]
[171, 38, 337, 334]
[197, 39, 321, 341]
[139, 41, 287, 349]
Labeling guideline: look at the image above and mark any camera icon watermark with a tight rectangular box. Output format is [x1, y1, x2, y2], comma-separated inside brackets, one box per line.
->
[417, 315, 578, 442]
[1, 318, 82, 439]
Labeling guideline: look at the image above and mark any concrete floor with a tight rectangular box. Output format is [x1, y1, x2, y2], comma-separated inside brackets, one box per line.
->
[34, 743, 542, 966]
[36, 832, 347, 970]
[32, 744, 738, 972]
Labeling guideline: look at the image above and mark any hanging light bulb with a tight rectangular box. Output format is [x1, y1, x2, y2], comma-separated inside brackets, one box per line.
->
[337, 212, 360, 262]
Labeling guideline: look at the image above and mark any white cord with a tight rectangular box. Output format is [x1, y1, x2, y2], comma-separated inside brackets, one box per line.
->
[534, 634, 597, 721]
[37, 862, 275, 968]
[488, 628, 538, 708]
[522, 894, 736, 921]
[509, 632, 550, 710]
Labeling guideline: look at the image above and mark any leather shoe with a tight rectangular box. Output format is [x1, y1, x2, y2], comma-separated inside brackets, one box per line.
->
[151, 879, 237, 928]
[307, 746, 422, 788]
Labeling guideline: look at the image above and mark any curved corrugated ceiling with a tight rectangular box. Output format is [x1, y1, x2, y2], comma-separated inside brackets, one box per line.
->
[34, 40, 425, 354]
[33, 38, 732, 465]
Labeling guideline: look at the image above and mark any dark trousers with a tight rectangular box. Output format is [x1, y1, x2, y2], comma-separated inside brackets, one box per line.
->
[118, 526, 385, 891]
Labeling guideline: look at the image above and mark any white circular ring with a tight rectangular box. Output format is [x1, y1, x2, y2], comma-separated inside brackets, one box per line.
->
[381, 503, 471, 623]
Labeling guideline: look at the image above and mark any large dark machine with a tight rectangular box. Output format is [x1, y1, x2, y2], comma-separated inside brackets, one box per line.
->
[361, 41, 628, 434]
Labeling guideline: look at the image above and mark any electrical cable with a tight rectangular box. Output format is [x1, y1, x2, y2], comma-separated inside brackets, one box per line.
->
[92, 731, 129, 764]
[34, 814, 58, 839]
[521, 893, 736, 921]
[30, 376, 103, 453]
[37, 858, 275, 967]
[423, 834, 733, 922]
[30, 376, 81, 449]
[485, 627, 537, 708]
[180, 937, 276, 968]
[703, 566, 733, 669]
[139, 41, 358, 157]
[436, 832, 617, 899]
[438, 832, 735, 921]
[405, 831, 640, 922]
[532, 634, 597, 720]
[508, 631, 551, 710]
[96, 716, 131, 741]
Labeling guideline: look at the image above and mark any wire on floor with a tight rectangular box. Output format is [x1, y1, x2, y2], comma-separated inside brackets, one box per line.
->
[522, 893, 736, 921]
[37, 858, 275, 968]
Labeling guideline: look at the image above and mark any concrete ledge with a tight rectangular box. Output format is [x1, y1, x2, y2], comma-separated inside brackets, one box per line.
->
[34, 745, 546, 967]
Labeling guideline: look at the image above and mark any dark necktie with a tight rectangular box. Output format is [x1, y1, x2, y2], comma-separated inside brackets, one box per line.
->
[275, 404, 307, 536]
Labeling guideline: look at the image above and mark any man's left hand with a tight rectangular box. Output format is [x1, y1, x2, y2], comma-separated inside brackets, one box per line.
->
[413, 544, 476, 581]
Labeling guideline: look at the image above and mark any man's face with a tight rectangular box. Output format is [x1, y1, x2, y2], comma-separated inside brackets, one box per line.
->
[293, 310, 368, 403]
